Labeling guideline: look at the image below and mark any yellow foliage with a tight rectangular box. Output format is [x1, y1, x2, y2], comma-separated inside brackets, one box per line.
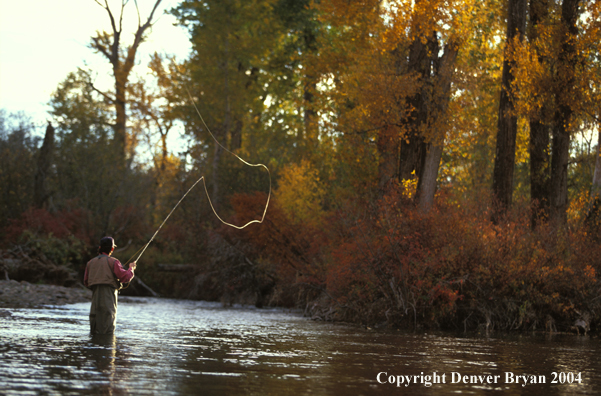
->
[515, 117, 529, 165]
[400, 171, 418, 199]
[567, 188, 590, 225]
[152, 154, 182, 227]
[276, 161, 326, 227]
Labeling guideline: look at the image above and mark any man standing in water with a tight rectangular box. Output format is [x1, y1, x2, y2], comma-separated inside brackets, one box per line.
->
[84, 237, 136, 334]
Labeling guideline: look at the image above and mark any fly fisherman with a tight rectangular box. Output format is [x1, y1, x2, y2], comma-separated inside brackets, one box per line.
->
[84, 237, 136, 334]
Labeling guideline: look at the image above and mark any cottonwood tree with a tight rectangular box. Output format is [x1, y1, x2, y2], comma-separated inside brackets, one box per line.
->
[491, 0, 527, 222]
[589, 128, 601, 225]
[549, 0, 581, 225]
[442, 0, 505, 203]
[89, 0, 163, 167]
[510, 0, 600, 226]
[129, 52, 181, 173]
[172, 0, 280, 210]
[525, 0, 552, 227]
[315, 0, 474, 211]
[0, 111, 38, 227]
[49, 70, 151, 238]
[34, 122, 55, 209]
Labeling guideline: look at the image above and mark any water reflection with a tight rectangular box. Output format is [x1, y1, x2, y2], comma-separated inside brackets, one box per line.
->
[1, 298, 600, 395]
[86, 334, 122, 395]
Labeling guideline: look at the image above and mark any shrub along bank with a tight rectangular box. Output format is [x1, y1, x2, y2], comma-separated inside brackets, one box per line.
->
[2, 190, 600, 334]
[219, 189, 601, 333]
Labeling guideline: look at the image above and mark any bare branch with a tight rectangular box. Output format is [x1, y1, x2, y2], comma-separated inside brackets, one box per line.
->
[89, 81, 116, 104]
[123, 0, 163, 76]
[102, 0, 119, 35]
[145, 0, 163, 27]
[119, 0, 126, 34]
[134, 0, 142, 28]
[92, 0, 122, 66]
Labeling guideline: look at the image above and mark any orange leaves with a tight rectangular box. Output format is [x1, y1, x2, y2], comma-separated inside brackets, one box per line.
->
[584, 265, 596, 282]
[323, 187, 601, 328]
[223, 178, 601, 329]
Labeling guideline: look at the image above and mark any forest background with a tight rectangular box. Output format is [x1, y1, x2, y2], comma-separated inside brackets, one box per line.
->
[1, 0, 601, 333]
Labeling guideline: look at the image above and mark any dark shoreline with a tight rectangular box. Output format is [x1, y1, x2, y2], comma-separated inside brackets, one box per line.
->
[0, 280, 92, 309]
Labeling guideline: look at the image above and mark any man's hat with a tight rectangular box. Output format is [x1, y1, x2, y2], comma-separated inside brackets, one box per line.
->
[99, 236, 117, 249]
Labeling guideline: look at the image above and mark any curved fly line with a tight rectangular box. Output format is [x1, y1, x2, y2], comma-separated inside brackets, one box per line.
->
[124, 87, 271, 266]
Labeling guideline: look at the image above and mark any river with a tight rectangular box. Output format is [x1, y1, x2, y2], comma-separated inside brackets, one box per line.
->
[1, 297, 600, 395]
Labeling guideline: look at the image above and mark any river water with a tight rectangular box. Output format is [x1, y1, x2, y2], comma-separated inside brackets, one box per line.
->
[1, 297, 600, 395]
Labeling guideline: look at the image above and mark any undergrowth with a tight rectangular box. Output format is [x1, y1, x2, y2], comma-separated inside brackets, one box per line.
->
[224, 187, 601, 333]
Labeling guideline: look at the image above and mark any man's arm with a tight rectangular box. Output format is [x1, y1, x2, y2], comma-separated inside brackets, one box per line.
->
[112, 259, 136, 283]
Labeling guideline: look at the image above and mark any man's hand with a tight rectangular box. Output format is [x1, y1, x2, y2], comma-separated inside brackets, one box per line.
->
[129, 261, 137, 271]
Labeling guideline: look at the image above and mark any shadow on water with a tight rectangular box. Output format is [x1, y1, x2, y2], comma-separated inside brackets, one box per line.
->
[1, 298, 601, 395]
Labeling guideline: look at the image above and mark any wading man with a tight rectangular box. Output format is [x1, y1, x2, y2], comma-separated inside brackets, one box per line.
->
[84, 237, 136, 334]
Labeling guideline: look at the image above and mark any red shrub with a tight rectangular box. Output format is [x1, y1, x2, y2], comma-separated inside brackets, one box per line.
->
[3, 206, 92, 246]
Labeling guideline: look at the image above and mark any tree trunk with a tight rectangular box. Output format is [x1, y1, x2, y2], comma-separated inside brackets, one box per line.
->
[34, 122, 55, 209]
[230, 118, 243, 151]
[548, 0, 580, 226]
[414, 40, 458, 211]
[592, 132, 601, 200]
[303, 26, 318, 154]
[160, 129, 168, 172]
[491, 0, 527, 222]
[549, 124, 570, 224]
[398, 27, 432, 184]
[585, 131, 601, 225]
[212, 27, 233, 212]
[528, 0, 551, 227]
[529, 120, 551, 224]
[399, 134, 426, 182]
[377, 126, 399, 192]
[303, 79, 318, 152]
[114, 72, 128, 164]
[416, 143, 443, 211]
[90, 0, 163, 166]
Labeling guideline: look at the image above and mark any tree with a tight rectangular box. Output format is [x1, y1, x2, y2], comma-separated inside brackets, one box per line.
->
[271, 0, 323, 160]
[583, 3, 601, 225]
[588, 129, 601, 225]
[129, 52, 181, 173]
[173, 0, 281, 210]
[527, 0, 551, 226]
[442, 0, 505, 203]
[548, 0, 581, 225]
[315, 0, 474, 210]
[0, 110, 38, 229]
[89, 0, 163, 167]
[510, 0, 599, 226]
[49, 69, 150, 238]
[491, 0, 528, 222]
[34, 122, 55, 209]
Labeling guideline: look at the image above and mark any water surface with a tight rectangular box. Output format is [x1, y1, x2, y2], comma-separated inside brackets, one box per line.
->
[1, 297, 599, 395]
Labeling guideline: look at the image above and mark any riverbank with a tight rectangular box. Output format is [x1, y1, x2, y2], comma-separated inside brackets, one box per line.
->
[0, 280, 92, 309]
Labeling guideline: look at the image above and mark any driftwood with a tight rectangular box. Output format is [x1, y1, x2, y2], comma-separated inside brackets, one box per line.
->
[120, 276, 160, 298]
[131, 276, 160, 297]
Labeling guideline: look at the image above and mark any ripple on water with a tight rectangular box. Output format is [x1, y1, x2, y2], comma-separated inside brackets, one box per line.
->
[2, 298, 601, 395]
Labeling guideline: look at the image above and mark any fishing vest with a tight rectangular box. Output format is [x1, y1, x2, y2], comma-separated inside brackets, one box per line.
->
[86, 255, 120, 289]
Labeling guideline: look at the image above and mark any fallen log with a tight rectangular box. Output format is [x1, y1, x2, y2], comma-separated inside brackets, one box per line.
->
[132, 277, 160, 297]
